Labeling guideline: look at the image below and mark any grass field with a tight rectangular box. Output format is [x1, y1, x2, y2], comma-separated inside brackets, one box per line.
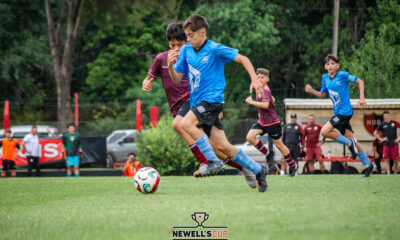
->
[1, 175, 399, 240]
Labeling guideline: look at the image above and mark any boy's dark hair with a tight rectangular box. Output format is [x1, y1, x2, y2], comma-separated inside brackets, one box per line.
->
[128, 152, 136, 157]
[166, 22, 187, 42]
[325, 54, 339, 63]
[256, 68, 269, 77]
[5, 129, 11, 134]
[183, 14, 208, 31]
[32, 125, 37, 128]
[383, 111, 390, 115]
[67, 123, 76, 128]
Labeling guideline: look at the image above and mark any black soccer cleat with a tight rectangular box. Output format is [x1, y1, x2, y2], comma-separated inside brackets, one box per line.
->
[349, 138, 358, 160]
[288, 163, 298, 177]
[364, 162, 375, 177]
[200, 161, 225, 177]
[256, 164, 268, 192]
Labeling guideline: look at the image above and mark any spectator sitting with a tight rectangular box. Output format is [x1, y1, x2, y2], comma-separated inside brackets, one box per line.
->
[123, 153, 141, 177]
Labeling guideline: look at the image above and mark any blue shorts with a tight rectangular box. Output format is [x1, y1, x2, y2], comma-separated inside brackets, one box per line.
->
[66, 156, 80, 167]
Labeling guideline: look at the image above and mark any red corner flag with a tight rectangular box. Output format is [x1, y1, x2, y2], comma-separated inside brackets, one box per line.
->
[150, 106, 159, 127]
[136, 99, 143, 131]
[3, 100, 10, 130]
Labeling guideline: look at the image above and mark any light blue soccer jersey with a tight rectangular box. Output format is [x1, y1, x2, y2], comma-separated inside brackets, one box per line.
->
[174, 40, 239, 107]
[320, 71, 358, 116]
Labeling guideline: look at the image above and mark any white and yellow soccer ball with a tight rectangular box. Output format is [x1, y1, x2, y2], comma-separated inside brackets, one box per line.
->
[134, 167, 161, 194]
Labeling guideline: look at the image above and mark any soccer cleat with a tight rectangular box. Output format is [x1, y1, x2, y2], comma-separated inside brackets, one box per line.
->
[193, 163, 208, 178]
[255, 164, 268, 192]
[349, 138, 358, 160]
[364, 162, 375, 177]
[200, 161, 225, 177]
[242, 168, 257, 188]
[288, 163, 297, 177]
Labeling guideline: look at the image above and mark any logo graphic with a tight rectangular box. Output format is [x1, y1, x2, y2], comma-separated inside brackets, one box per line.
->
[364, 113, 383, 136]
[172, 212, 228, 240]
[191, 212, 209, 227]
[202, 56, 209, 63]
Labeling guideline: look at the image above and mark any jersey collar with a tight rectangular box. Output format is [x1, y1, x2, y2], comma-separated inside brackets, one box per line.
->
[194, 39, 208, 53]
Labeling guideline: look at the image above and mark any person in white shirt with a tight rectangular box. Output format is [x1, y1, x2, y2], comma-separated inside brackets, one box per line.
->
[22, 125, 41, 177]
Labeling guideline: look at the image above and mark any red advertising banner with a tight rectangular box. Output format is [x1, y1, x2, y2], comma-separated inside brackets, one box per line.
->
[0, 138, 63, 167]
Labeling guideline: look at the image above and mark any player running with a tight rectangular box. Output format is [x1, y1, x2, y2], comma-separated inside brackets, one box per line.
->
[142, 22, 256, 187]
[305, 54, 374, 177]
[167, 14, 268, 192]
[245, 68, 298, 177]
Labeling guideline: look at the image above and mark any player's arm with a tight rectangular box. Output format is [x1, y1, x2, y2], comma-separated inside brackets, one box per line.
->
[167, 50, 184, 83]
[234, 54, 263, 97]
[142, 76, 156, 91]
[305, 84, 327, 98]
[245, 96, 269, 109]
[374, 129, 387, 142]
[355, 79, 367, 108]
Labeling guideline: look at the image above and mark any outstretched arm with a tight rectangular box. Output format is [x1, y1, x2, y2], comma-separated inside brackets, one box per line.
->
[167, 50, 184, 83]
[234, 54, 263, 97]
[305, 84, 327, 98]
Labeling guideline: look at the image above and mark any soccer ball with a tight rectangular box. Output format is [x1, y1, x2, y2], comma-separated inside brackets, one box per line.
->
[134, 167, 160, 194]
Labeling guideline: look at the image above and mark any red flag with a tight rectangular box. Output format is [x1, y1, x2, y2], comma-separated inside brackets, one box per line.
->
[74, 93, 79, 127]
[150, 106, 159, 127]
[3, 100, 10, 130]
[136, 99, 142, 131]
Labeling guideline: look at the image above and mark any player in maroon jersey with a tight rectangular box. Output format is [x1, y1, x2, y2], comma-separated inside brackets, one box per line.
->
[303, 114, 325, 173]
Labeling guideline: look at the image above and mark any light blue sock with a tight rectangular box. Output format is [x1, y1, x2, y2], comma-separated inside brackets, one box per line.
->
[67, 174, 72, 177]
[357, 150, 370, 166]
[75, 174, 80, 177]
[195, 134, 219, 162]
[233, 149, 261, 174]
[335, 134, 351, 145]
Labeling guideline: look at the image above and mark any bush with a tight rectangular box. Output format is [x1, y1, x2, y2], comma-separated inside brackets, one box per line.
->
[136, 115, 197, 176]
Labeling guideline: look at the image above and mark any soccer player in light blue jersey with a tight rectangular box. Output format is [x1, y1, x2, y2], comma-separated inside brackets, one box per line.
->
[305, 54, 375, 177]
[167, 14, 268, 192]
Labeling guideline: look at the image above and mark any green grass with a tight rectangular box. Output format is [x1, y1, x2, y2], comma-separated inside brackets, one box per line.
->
[0, 175, 399, 240]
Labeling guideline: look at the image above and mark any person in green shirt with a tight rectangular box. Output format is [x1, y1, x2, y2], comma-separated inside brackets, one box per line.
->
[62, 123, 83, 177]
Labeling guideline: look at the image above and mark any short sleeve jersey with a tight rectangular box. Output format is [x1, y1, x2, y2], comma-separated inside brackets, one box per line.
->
[376, 120, 400, 146]
[0, 138, 20, 161]
[174, 40, 238, 107]
[303, 124, 323, 148]
[148, 52, 190, 116]
[257, 86, 280, 126]
[23, 133, 40, 157]
[62, 133, 81, 156]
[282, 123, 303, 146]
[320, 71, 357, 116]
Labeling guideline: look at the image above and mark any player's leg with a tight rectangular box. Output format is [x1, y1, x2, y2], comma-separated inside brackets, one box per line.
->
[272, 138, 297, 176]
[210, 126, 268, 192]
[34, 157, 41, 177]
[344, 129, 374, 176]
[173, 115, 209, 168]
[384, 158, 390, 175]
[181, 109, 224, 177]
[10, 161, 16, 177]
[391, 145, 398, 174]
[27, 156, 33, 177]
[306, 149, 315, 171]
[1, 160, 7, 177]
[246, 128, 269, 156]
[315, 147, 325, 172]
[73, 156, 80, 177]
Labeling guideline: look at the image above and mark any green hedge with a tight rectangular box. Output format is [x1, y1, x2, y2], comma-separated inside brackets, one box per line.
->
[136, 115, 198, 176]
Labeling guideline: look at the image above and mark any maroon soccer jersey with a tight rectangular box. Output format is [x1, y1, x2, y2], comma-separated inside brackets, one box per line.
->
[148, 51, 190, 117]
[256, 86, 280, 126]
[303, 124, 322, 148]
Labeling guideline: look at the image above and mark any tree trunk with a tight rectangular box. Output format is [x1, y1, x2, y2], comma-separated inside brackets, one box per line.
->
[45, 0, 84, 132]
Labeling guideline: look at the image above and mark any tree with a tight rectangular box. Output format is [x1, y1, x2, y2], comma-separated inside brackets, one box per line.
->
[343, 0, 400, 98]
[44, 0, 85, 131]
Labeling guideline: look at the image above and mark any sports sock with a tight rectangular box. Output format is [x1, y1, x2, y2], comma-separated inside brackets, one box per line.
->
[223, 157, 243, 170]
[232, 149, 261, 174]
[194, 134, 219, 162]
[335, 134, 351, 145]
[255, 140, 269, 155]
[189, 144, 209, 164]
[357, 150, 370, 166]
[75, 174, 80, 177]
[67, 174, 72, 177]
[284, 154, 295, 167]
